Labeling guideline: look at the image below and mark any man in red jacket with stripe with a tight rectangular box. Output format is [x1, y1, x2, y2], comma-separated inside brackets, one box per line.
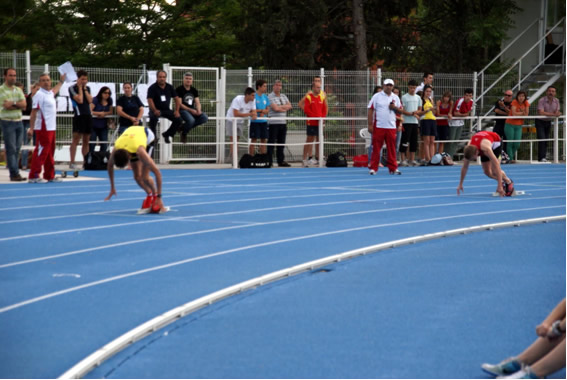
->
[299, 81, 327, 167]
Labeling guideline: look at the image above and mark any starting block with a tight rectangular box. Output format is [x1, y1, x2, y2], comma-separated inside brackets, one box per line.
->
[492, 190, 526, 197]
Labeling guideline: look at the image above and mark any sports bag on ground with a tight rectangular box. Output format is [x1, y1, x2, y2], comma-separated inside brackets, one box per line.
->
[84, 151, 110, 170]
[326, 151, 348, 167]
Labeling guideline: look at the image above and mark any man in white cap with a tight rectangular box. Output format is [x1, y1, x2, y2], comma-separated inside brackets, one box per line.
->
[367, 78, 403, 175]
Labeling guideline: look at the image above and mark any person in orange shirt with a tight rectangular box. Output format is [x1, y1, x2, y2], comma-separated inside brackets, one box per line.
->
[299, 81, 328, 167]
[504, 91, 529, 163]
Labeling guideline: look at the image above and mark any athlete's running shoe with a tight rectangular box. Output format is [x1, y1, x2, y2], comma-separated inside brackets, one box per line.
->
[137, 194, 154, 214]
[505, 180, 515, 197]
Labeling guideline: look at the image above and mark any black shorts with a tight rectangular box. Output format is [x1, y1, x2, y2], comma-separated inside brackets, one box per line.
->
[481, 145, 502, 162]
[306, 125, 319, 136]
[250, 122, 268, 139]
[421, 119, 437, 137]
[437, 124, 449, 141]
[73, 114, 93, 134]
[400, 123, 418, 152]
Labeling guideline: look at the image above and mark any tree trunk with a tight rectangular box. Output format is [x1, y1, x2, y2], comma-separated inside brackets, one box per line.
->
[352, 0, 368, 70]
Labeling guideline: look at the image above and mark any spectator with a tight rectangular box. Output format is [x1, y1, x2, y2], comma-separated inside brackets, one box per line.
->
[104, 126, 168, 214]
[249, 79, 270, 156]
[147, 70, 182, 144]
[368, 85, 383, 164]
[420, 85, 437, 164]
[416, 72, 434, 163]
[17, 81, 38, 170]
[392, 86, 404, 160]
[176, 72, 208, 143]
[68, 69, 93, 169]
[494, 90, 513, 163]
[436, 91, 453, 154]
[225, 87, 256, 159]
[399, 79, 422, 167]
[481, 298, 565, 379]
[299, 81, 328, 167]
[267, 79, 292, 167]
[416, 72, 434, 99]
[89, 86, 114, 154]
[367, 78, 402, 176]
[0, 68, 27, 181]
[536, 86, 561, 162]
[447, 88, 474, 159]
[28, 73, 66, 183]
[116, 82, 144, 135]
[505, 91, 529, 163]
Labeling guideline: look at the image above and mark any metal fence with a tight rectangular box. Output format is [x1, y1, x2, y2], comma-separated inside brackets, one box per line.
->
[1, 51, 565, 168]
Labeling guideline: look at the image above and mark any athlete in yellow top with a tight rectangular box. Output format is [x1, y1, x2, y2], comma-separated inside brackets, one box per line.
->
[104, 126, 167, 213]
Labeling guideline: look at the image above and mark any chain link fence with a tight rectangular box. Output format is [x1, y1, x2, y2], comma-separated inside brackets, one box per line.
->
[1, 51, 564, 167]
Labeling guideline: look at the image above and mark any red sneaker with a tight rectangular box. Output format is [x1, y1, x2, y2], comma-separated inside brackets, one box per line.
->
[137, 194, 154, 214]
[505, 180, 514, 197]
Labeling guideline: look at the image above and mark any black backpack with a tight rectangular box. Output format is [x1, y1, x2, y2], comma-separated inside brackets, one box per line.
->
[326, 152, 348, 167]
[84, 151, 110, 170]
[239, 153, 272, 168]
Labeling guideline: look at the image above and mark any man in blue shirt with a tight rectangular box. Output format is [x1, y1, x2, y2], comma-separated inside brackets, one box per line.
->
[249, 79, 270, 156]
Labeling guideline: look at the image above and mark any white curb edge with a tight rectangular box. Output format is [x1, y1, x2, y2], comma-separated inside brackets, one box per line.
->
[59, 215, 566, 379]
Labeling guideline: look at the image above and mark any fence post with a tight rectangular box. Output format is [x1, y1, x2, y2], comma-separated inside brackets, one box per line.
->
[318, 118, 324, 167]
[218, 67, 226, 164]
[247, 67, 253, 88]
[553, 117, 559, 163]
[472, 71, 477, 132]
[25, 50, 31, 94]
[232, 117, 238, 169]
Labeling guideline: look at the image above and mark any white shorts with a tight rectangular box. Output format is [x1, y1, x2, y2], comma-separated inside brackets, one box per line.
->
[225, 120, 244, 137]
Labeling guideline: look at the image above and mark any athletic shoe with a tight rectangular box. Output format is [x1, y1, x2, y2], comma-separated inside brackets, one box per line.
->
[481, 358, 521, 377]
[539, 158, 548, 163]
[28, 177, 48, 183]
[278, 161, 291, 167]
[48, 177, 63, 183]
[161, 132, 171, 144]
[69, 163, 79, 169]
[389, 169, 402, 175]
[302, 160, 309, 167]
[369, 169, 376, 175]
[496, 366, 538, 379]
[308, 158, 319, 166]
[137, 195, 154, 214]
[410, 160, 419, 167]
[399, 159, 409, 167]
[505, 180, 514, 197]
[10, 174, 26, 182]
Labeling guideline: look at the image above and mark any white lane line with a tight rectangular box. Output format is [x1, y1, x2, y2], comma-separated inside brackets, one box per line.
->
[0, 193, 563, 243]
[1, 209, 564, 315]
[0, 202, 563, 271]
[57, 215, 567, 380]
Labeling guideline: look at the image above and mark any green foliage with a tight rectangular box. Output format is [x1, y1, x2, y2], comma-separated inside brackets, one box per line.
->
[1, 0, 523, 72]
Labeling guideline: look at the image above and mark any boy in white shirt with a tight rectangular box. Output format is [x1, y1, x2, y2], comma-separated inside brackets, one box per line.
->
[226, 87, 257, 158]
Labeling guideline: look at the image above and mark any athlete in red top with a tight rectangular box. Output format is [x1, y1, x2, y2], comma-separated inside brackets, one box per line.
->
[458, 131, 514, 197]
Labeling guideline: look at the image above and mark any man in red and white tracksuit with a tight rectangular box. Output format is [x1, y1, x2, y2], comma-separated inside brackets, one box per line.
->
[367, 78, 402, 175]
[28, 73, 65, 183]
